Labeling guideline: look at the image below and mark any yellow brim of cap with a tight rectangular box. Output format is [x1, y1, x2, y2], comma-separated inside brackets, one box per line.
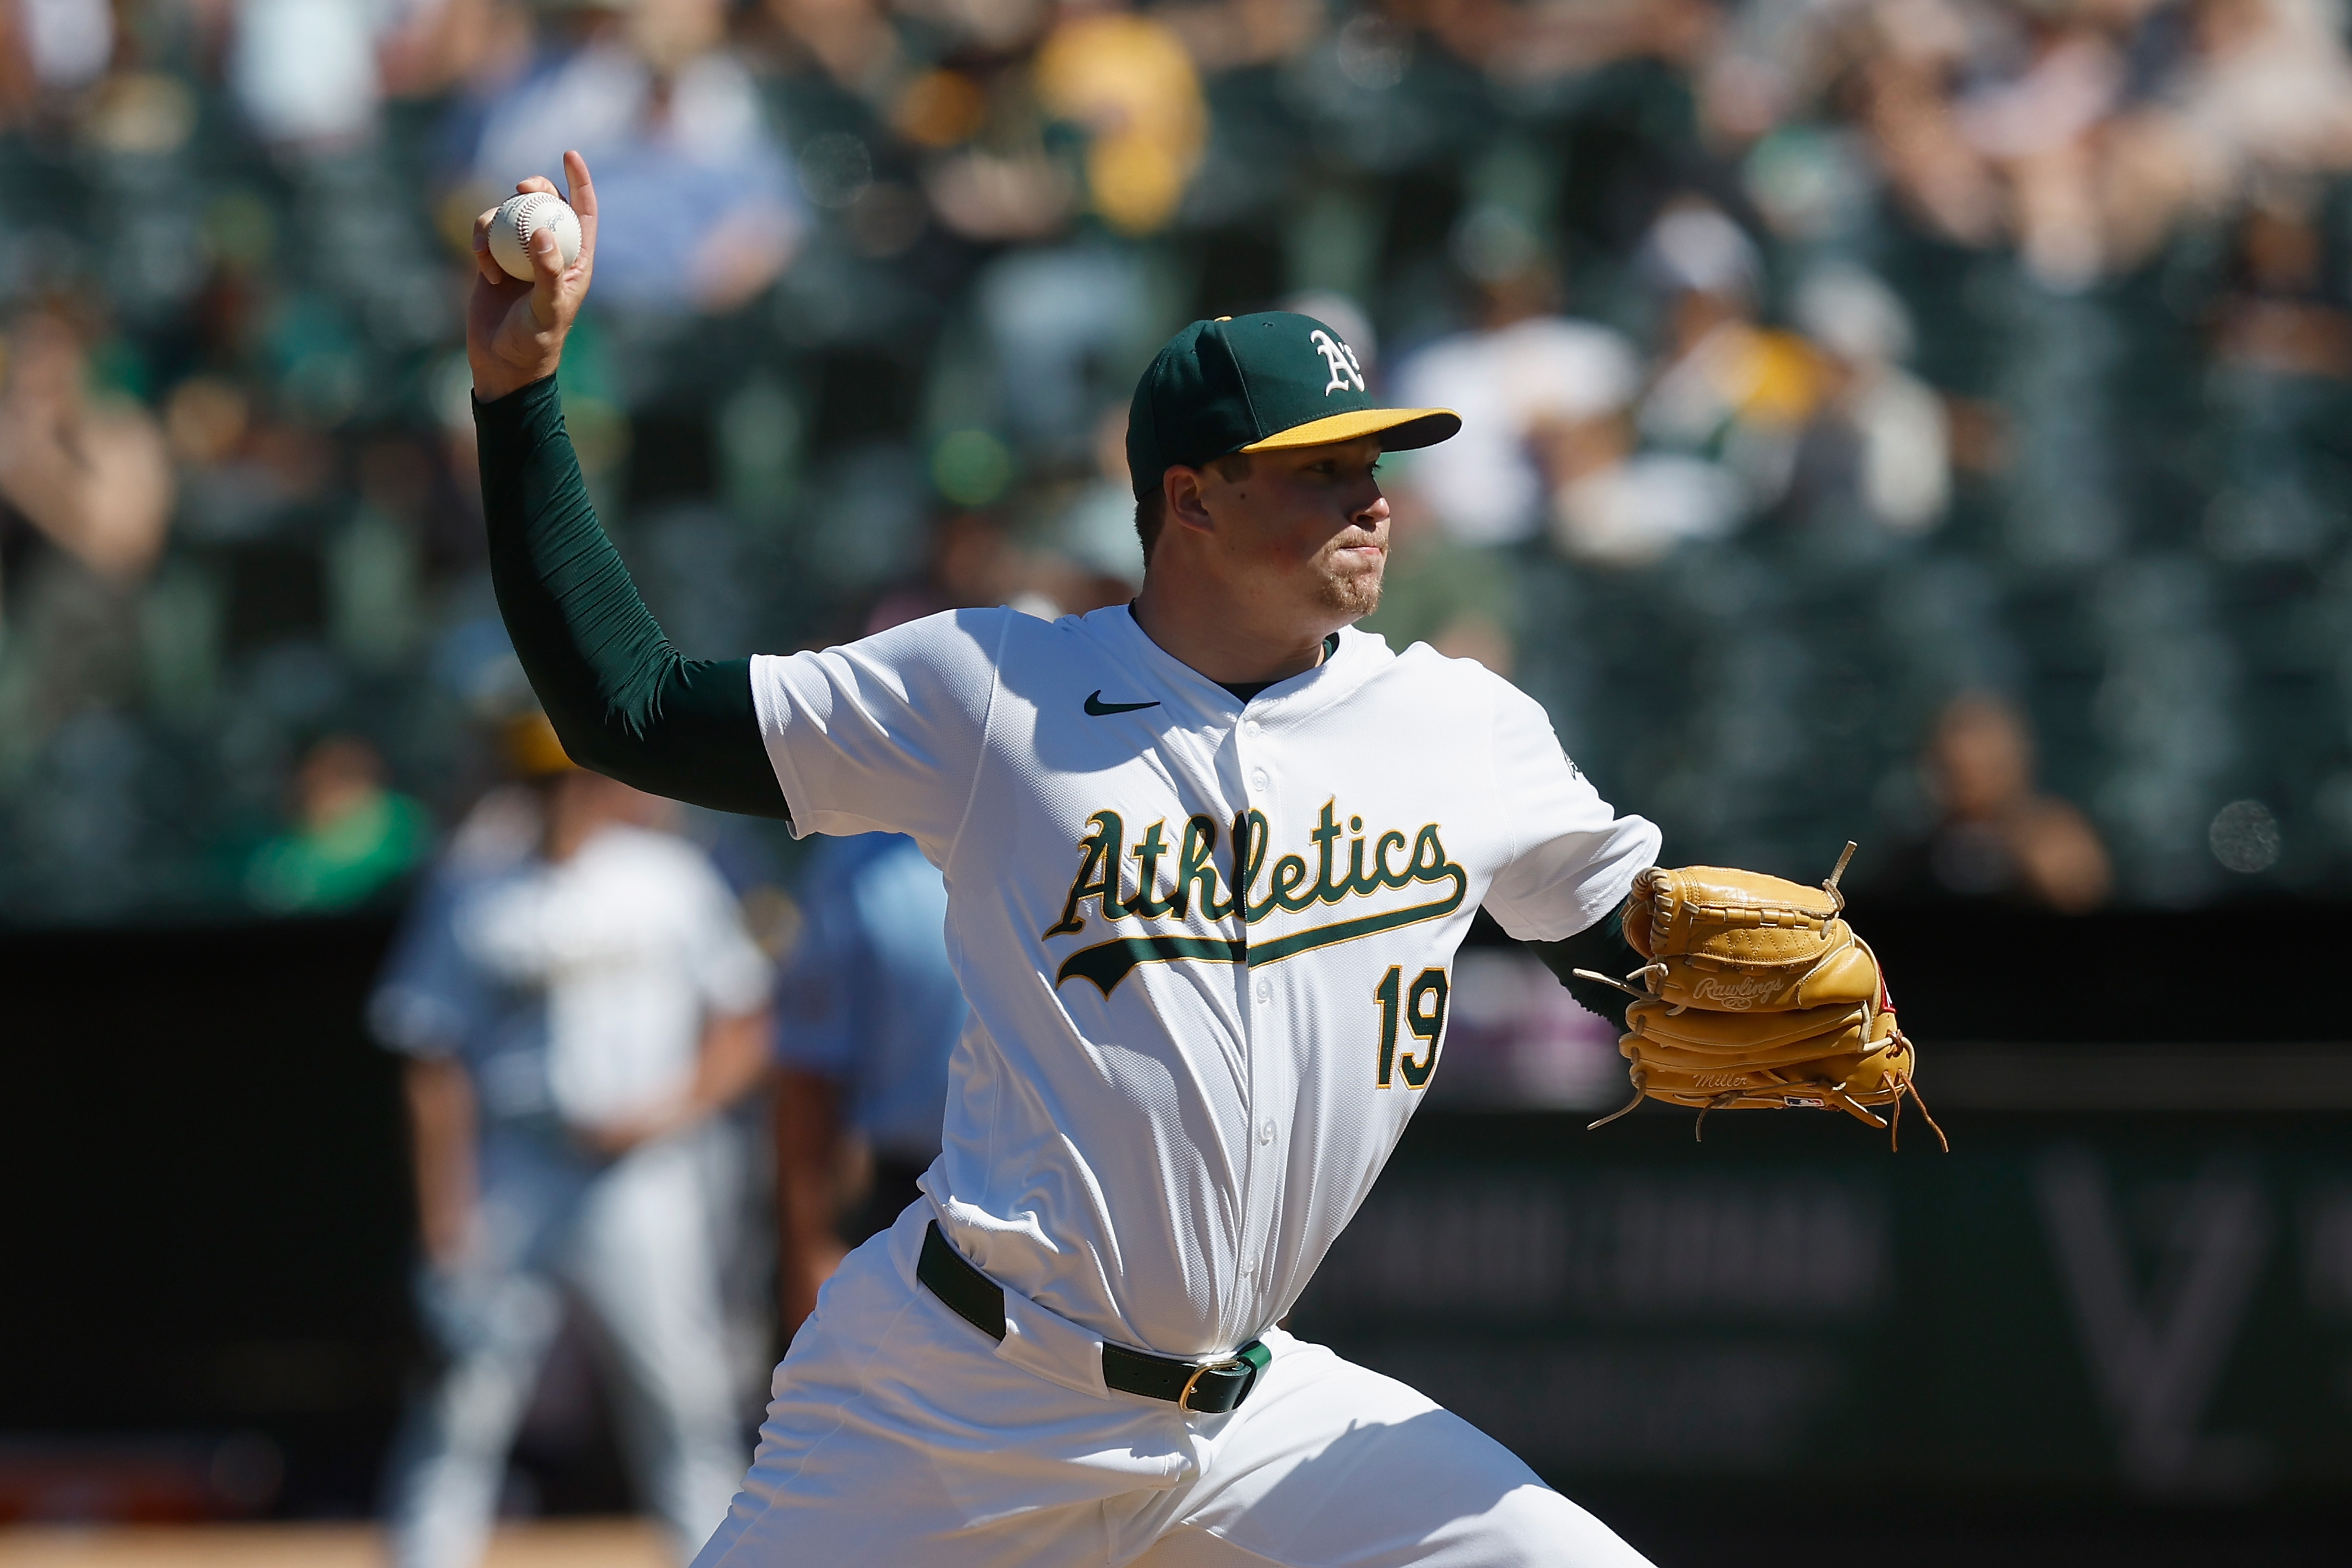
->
[1239, 406, 1462, 454]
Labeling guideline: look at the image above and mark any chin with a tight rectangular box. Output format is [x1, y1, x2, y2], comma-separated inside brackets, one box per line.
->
[1316, 568, 1383, 621]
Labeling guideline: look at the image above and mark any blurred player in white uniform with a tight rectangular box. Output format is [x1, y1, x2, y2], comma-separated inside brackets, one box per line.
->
[467, 155, 1664, 1566]
[770, 828, 967, 1335]
[370, 714, 771, 1568]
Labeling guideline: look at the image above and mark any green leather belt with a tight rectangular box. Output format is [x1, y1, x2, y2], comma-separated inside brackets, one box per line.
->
[917, 1221, 1271, 1415]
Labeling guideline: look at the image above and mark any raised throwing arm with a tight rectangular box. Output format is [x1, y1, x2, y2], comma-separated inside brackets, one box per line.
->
[469, 153, 788, 820]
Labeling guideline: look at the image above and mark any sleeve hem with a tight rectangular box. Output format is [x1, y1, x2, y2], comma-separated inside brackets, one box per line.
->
[1484, 817, 1661, 943]
[747, 653, 818, 839]
[471, 373, 559, 420]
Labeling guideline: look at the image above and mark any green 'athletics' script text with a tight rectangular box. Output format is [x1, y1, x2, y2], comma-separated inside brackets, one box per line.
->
[1045, 801, 1467, 995]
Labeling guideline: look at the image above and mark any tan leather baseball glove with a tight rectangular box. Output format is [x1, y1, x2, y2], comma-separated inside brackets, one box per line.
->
[1577, 844, 1944, 1148]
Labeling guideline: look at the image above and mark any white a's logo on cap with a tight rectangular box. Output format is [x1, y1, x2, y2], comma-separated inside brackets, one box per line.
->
[1308, 329, 1366, 395]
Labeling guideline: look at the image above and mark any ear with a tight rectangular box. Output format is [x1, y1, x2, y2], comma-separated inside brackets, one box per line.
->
[1163, 465, 1214, 537]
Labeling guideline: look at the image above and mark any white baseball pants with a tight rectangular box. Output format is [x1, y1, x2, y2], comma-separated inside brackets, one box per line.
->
[690, 1200, 1654, 1568]
[385, 1127, 747, 1568]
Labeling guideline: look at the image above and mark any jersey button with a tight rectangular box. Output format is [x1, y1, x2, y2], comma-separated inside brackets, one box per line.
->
[1253, 978, 1271, 1003]
[1258, 1119, 1277, 1146]
[1250, 768, 1269, 792]
[1244, 719, 1261, 736]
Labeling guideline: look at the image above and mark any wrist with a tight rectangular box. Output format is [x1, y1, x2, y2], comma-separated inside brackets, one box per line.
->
[468, 345, 560, 404]
[471, 360, 552, 404]
[470, 370, 559, 424]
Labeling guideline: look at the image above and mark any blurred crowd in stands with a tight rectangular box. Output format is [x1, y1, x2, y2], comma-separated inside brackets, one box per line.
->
[4, 0, 2351, 923]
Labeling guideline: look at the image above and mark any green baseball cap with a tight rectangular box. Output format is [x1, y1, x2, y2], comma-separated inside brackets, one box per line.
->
[1126, 312, 1460, 498]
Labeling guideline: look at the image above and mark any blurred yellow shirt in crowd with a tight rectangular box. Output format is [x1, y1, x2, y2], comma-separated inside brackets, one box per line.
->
[1034, 11, 1206, 235]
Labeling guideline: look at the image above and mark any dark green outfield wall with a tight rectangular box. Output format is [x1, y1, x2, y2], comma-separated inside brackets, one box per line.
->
[1293, 1111, 2352, 1511]
[4, 904, 2348, 1560]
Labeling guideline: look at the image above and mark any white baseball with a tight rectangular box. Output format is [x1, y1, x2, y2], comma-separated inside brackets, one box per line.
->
[487, 191, 582, 281]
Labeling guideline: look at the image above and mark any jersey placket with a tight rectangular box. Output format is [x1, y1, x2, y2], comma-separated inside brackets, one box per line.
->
[1232, 705, 1285, 1345]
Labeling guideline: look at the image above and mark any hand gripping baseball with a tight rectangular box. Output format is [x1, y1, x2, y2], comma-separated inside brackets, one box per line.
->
[469, 151, 598, 402]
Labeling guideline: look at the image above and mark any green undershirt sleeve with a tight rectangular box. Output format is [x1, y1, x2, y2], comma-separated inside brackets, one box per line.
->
[475, 374, 790, 821]
[1525, 895, 1641, 1034]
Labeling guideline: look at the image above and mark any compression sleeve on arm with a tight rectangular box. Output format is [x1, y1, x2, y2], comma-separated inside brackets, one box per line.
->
[475, 375, 789, 820]
[1525, 894, 1641, 1033]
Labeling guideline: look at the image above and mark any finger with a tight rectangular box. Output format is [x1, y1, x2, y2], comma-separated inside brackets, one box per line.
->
[526, 224, 566, 325]
[516, 174, 558, 198]
[562, 149, 596, 218]
[563, 149, 597, 279]
[471, 207, 505, 285]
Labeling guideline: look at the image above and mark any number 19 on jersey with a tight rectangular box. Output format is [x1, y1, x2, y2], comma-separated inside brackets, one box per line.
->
[1374, 965, 1448, 1089]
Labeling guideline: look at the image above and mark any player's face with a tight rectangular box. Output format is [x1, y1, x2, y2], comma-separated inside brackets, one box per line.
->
[1197, 436, 1390, 622]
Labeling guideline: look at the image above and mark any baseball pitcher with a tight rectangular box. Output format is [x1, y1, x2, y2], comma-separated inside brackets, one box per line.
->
[466, 153, 1925, 1568]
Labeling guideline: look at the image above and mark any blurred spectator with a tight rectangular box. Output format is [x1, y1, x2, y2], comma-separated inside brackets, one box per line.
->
[0, 0, 112, 118]
[470, 0, 803, 313]
[1839, 0, 2352, 287]
[0, 312, 174, 584]
[6, 0, 2352, 923]
[906, 0, 1207, 244]
[1392, 252, 1640, 546]
[978, 243, 1154, 459]
[0, 310, 174, 769]
[858, 508, 1017, 631]
[1634, 200, 1816, 513]
[2101, 0, 2352, 273]
[2200, 194, 2352, 563]
[856, 490, 1130, 632]
[764, 0, 900, 89]
[1786, 263, 1951, 538]
[244, 735, 433, 912]
[368, 712, 770, 1567]
[1041, 402, 1149, 597]
[1950, 0, 2131, 289]
[1876, 693, 2113, 913]
[2213, 193, 2352, 383]
[1357, 454, 1519, 672]
[229, 0, 387, 150]
[770, 830, 965, 1336]
[1154, 0, 1322, 74]
[378, 0, 537, 99]
[1031, 2, 1206, 235]
[1540, 407, 1746, 568]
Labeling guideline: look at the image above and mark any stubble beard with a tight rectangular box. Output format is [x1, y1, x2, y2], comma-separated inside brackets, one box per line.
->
[1315, 551, 1383, 620]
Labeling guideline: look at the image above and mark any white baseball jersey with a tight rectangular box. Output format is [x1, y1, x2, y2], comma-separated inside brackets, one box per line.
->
[372, 820, 772, 1129]
[750, 605, 1657, 1358]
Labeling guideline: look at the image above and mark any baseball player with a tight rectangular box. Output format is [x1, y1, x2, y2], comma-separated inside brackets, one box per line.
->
[370, 713, 774, 1568]
[469, 154, 1663, 1566]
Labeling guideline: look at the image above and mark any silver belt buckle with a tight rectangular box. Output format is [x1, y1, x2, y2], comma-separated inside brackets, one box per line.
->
[1178, 1354, 1251, 1412]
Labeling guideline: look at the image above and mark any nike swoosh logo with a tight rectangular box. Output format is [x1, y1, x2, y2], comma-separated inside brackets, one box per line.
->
[1084, 690, 1160, 717]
